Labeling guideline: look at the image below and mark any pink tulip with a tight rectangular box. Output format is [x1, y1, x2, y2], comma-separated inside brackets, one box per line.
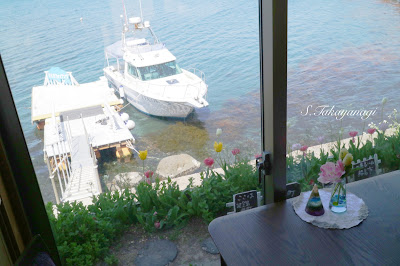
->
[231, 148, 240, 156]
[349, 131, 358, 137]
[349, 131, 358, 143]
[300, 145, 308, 152]
[337, 160, 345, 172]
[154, 221, 160, 229]
[367, 128, 376, 135]
[145, 170, 154, 178]
[204, 157, 214, 167]
[317, 161, 345, 184]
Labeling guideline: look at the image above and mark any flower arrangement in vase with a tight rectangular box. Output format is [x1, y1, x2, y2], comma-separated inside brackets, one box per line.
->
[317, 148, 359, 213]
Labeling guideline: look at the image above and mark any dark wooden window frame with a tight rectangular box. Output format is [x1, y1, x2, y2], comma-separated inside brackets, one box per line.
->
[259, 0, 288, 204]
[0, 55, 61, 264]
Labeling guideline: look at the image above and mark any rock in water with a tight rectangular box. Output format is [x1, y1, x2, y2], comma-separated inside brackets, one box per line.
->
[156, 154, 200, 179]
[305, 184, 325, 216]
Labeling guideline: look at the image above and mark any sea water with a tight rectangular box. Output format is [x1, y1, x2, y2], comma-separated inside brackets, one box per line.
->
[1, 0, 399, 203]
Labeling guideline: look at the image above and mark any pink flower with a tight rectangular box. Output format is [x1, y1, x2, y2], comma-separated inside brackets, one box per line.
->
[337, 160, 345, 172]
[292, 143, 301, 151]
[154, 221, 160, 229]
[146, 178, 151, 185]
[231, 148, 240, 156]
[317, 161, 345, 184]
[254, 154, 262, 159]
[349, 131, 358, 143]
[153, 211, 157, 216]
[367, 128, 376, 135]
[300, 145, 308, 152]
[145, 170, 154, 178]
[204, 157, 214, 167]
[349, 131, 358, 137]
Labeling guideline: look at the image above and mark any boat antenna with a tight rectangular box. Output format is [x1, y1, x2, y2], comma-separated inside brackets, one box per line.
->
[121, 0, 128, 26]
[139, 0, 144, 23]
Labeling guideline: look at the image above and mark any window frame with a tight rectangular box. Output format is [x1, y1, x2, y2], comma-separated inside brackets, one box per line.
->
[259, 0, 288, 204]
[127, 63, 139, 79]
[0, 55, 61, 264]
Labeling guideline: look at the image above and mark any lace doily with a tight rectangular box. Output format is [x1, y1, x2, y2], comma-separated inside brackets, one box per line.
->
[292, 189, 369, 229]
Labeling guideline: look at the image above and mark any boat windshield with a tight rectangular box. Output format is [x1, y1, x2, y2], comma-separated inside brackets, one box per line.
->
[137, 61, 182, 81]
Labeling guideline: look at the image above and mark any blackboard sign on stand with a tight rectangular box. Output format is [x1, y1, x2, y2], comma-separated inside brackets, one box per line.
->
[226, 190, 261, 214]
[350, 154, 381, 182]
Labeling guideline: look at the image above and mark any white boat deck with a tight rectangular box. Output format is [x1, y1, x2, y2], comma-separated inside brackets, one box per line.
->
[31, 76, 120, 122]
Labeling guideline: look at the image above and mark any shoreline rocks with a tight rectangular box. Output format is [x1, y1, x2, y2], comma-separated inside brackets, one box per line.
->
[156, 154, 201, 179]
[108, 172, 143, 191]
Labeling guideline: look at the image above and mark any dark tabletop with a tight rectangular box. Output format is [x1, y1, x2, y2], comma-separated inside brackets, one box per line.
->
[209, 171, 400, 266]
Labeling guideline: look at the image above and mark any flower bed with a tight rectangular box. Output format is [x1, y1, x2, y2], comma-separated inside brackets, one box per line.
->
[288, 126, 400, 191]
[46, 160, 260, 265]
[47, 118, 400, 265]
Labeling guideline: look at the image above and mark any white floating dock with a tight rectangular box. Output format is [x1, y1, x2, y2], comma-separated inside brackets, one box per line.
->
[31, 75, 120, 123]
[33, 68, 136, 205]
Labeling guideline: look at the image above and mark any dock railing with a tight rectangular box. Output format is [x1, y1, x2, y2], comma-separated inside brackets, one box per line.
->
[81, 116, 102, 194]
[44, 114, 73, 203]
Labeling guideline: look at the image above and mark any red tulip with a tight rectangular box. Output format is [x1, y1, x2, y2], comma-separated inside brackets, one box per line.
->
[231, 148, 240, 156]
[204, 157, 214, 167]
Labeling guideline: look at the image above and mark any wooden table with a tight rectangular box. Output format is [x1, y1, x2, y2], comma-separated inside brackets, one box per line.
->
[209, 171, 400, 265]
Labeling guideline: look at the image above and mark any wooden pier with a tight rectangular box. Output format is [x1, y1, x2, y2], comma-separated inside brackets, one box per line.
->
[32, 69, 135, 205]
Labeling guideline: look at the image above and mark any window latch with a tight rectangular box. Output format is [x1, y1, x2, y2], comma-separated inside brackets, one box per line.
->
[256, 151, 272, 184]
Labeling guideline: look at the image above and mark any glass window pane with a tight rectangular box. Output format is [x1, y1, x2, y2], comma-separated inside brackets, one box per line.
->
[1, 0, 262, 264]
[287, 0, 400, 193]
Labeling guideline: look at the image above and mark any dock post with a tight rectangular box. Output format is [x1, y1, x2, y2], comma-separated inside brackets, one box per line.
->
[94, 165, 102, 193]
[46, 155, 60, 204]
[50, 176, 60, 204]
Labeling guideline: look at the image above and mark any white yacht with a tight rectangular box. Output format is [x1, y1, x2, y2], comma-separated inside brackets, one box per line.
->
[104, 5, 208, 118]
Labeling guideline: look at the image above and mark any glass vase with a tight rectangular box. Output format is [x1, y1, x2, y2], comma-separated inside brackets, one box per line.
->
[329, 178, 347, 213]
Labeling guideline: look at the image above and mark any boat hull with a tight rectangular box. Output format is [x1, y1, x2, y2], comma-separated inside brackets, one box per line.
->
[104, 72, 194, 118]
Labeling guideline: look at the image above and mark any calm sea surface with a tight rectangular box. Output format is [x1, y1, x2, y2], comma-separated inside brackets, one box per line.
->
[1, 0, 399, 202]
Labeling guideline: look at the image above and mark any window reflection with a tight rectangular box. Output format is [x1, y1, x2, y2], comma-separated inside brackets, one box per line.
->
[137, 61, 182, 81]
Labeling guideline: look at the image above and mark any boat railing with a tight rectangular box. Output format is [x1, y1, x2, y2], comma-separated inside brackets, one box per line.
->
[126, 69, 206, 100]
[125, 43, 165, 54]
[43, 71, 79, 86]
[187, 68, 206, 84]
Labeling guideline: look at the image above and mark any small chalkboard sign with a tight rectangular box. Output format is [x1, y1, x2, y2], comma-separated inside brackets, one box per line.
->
[233, 190, 258, 213]
[352, 154, 381, 181]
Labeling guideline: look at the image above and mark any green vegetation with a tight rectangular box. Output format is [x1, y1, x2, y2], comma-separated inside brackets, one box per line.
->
[47, 120, 400, 265]
[288, 129, 400, 191]
[46, 160, 260, 265]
